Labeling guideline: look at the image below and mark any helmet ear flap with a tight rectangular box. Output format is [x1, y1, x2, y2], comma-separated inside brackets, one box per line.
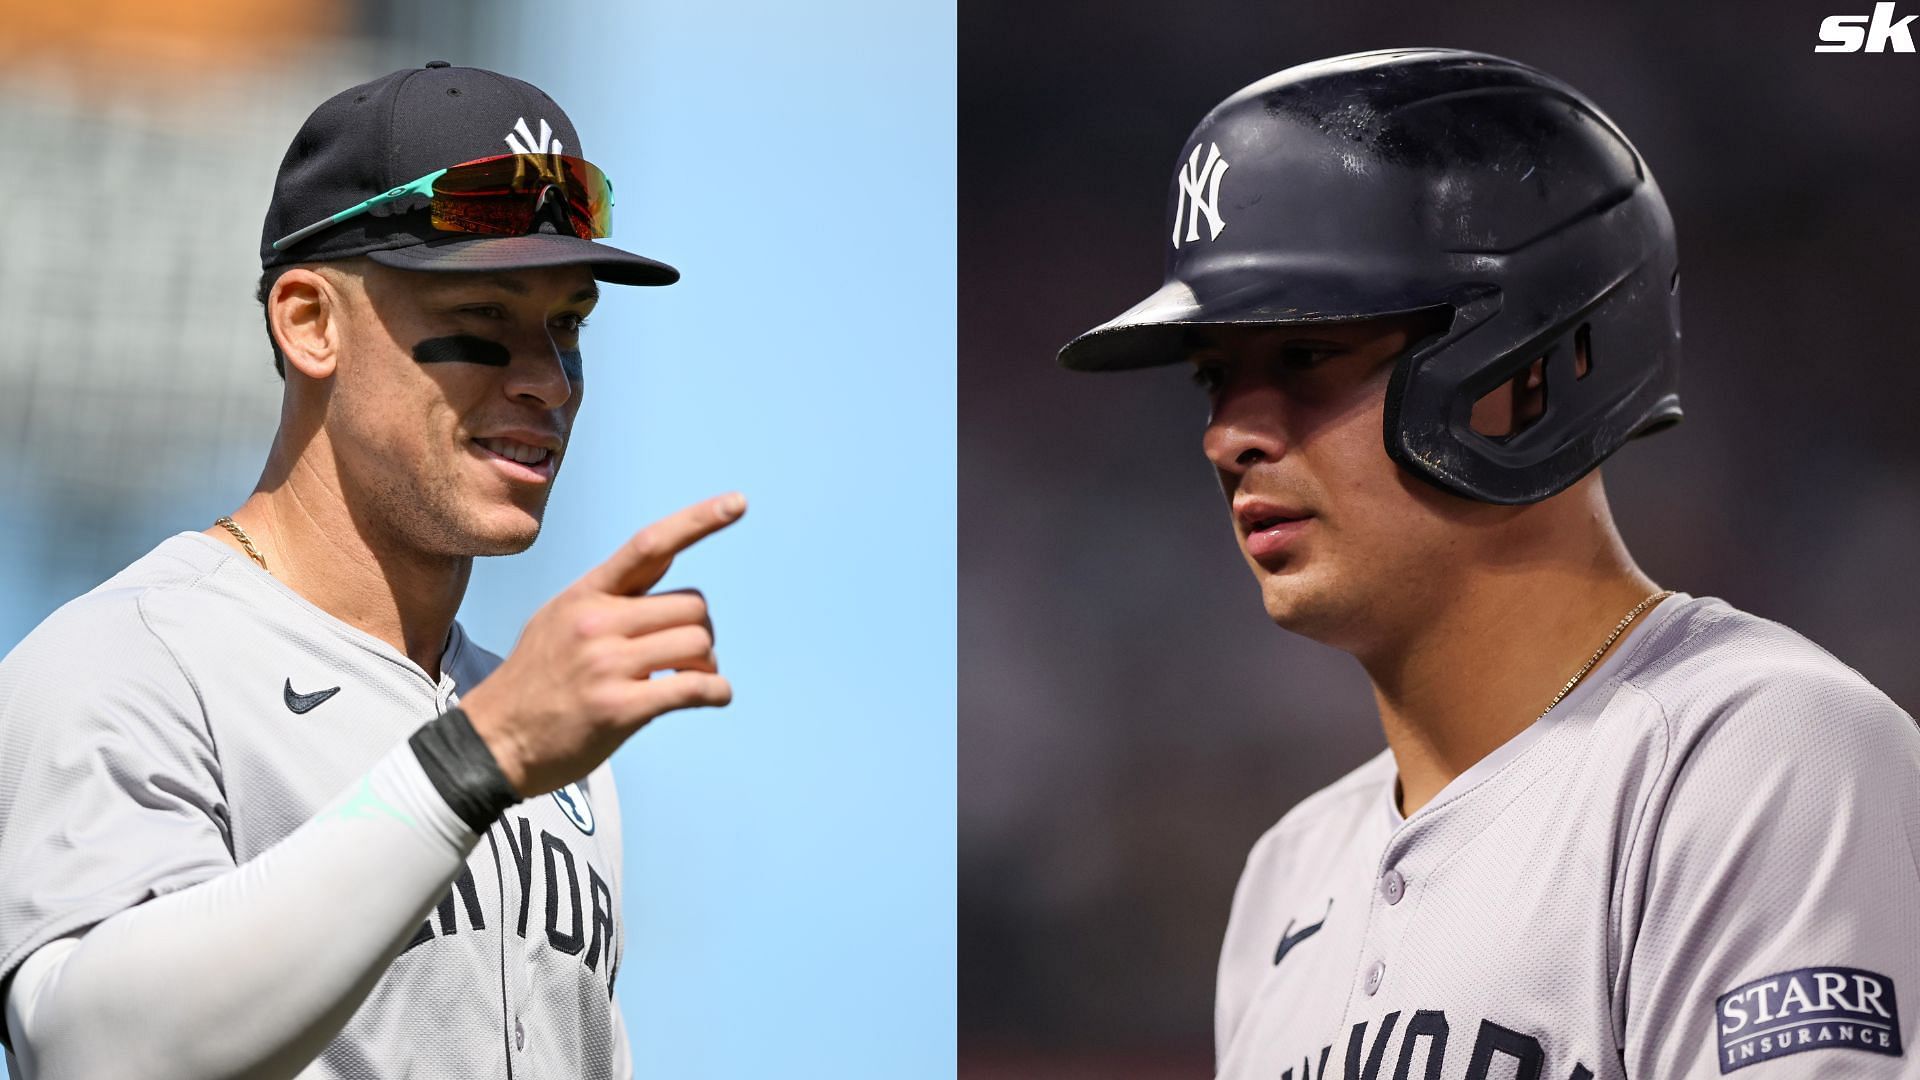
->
[1471, 354, 1551, 442]
[1470, 322, 1597, 443]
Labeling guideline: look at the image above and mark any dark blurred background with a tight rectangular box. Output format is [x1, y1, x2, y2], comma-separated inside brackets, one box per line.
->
[960, 1, 1920, 1075]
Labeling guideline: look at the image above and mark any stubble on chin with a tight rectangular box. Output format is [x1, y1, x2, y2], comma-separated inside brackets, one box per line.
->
[461, 517, 543, 557]
[366, 463, 548, 559]
[1252, 557, 1357, 645]
[443, 493, 547, 557]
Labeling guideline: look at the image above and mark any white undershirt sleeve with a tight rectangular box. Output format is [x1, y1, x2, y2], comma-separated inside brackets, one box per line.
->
[4, 738, 480, 1080]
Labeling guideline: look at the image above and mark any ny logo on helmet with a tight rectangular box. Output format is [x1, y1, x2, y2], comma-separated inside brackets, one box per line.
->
[1172, 141, 1230, 248]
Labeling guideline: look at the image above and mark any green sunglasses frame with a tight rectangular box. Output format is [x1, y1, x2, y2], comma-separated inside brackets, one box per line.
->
[270, 158, 615, 254]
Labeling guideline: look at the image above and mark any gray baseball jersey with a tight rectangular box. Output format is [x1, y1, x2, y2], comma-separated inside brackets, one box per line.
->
[1215, 594, 1920, 1079]
[0, 531, 629, 1078]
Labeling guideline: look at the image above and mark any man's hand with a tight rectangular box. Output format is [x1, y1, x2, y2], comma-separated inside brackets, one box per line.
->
[459, 493, 745, 796]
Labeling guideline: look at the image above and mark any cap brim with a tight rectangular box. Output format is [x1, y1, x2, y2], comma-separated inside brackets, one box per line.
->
[365, 233, 679, 286]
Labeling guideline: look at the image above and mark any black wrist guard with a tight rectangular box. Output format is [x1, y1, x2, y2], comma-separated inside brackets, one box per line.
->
[410, 705, 520, 832]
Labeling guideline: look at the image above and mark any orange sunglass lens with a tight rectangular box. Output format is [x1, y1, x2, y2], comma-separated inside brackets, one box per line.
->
[430, 197, 538, 236]
[429, 155, 612, 238]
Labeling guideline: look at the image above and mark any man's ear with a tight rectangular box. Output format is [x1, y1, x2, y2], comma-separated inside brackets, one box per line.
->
[270, 267, 346, 381]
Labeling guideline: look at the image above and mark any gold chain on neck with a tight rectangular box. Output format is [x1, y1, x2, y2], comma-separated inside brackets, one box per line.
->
[213, 515, 269, 573]
[1537, 589, 1675, 721]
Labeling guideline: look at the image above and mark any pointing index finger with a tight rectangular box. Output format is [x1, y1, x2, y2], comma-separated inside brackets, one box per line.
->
[584, 493, 746, 596]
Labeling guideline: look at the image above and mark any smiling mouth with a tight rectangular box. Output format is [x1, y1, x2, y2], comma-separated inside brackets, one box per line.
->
[473, 437, 553, 467]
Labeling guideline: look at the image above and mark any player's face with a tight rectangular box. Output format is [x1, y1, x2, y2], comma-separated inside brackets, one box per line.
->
[327, 261, 598, 557]
[1191, 312, 1516, 651]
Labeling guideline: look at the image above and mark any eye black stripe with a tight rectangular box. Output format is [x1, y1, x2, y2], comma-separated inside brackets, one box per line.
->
[413, 335, 511, 367]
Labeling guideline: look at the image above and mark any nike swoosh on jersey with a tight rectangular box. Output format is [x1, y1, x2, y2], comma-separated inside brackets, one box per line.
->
[283, 679, 342, 714]
[1273, 900, 1332, 967]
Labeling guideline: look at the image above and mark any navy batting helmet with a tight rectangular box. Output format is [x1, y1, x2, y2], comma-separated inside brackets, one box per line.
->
[1059, 48, 1682, 505]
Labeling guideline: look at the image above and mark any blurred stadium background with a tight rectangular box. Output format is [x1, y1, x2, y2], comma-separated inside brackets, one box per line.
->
[961, 1, 1920, 1075]
[0, 1, 954, 1077]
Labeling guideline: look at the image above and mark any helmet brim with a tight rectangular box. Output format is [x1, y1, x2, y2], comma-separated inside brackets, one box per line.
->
[1058, 260, 1462, 372]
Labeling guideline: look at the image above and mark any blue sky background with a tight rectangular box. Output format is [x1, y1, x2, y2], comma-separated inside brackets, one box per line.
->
[487, 2, 955, 1075]
[0, 1, 953, 1076]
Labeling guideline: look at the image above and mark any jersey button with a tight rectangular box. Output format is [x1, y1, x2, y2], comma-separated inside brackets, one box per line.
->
[1364, 959, 1386, 995]
[1381, 868, 1405, 905]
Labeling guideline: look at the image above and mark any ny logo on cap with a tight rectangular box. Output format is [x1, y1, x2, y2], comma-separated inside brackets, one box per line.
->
[1172, 141, 1230, 249]
[505, 117, 564, 156]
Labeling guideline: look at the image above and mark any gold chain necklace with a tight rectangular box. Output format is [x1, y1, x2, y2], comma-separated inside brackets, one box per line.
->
[1536, 589, 1675, 721]
[213, 515, 269, 573]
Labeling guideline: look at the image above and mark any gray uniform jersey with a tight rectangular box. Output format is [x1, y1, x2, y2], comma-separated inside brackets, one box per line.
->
[1216, 594, 1920, 1079]
[0, 532, 628, 1078]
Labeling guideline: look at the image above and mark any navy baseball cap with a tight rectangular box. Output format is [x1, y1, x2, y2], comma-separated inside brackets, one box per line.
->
[260, 60, 677, 286]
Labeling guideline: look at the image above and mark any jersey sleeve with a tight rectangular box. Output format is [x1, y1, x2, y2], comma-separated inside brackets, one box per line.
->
[1216, 821, 1289, 1062]
[1619, 665, 1920, 1078]
[0, 588, 234, 994]
[3, 736, 481, 1079]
